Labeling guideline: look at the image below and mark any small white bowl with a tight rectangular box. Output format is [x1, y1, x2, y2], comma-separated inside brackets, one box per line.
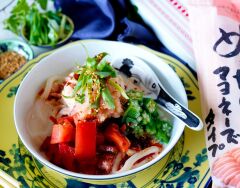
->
[14, 40, 187, 184]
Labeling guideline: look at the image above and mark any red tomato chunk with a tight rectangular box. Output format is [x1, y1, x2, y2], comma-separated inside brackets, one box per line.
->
[50, 121, 75, 144]
[75, 121, 96, 159]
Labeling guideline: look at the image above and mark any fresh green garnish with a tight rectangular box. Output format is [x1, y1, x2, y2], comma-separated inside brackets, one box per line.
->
[75, 94, 85, 104]
[63, 53, 128, 110]
[123, 99, 142, 123]
[123, 90, 173, 144]
[4, 0, 73, 46]
[143, 98, 157, 113]
[4, 0, 29, 34]
[102, 87, 115, 109]
[109, 79, 129, 100]
[126, 89, 143, 100]
[37, 0, 48, 10]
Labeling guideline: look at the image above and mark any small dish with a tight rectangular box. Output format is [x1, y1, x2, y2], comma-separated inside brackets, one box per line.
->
[21, 14, 74, 48]
[0, 39, 34, 82]
[0, 39, 34, 60]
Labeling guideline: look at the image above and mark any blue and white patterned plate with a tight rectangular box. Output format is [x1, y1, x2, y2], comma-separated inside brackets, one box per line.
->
[0, 40, 210, 187]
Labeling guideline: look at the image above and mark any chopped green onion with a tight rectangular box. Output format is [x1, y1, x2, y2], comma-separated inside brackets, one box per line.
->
[96, 52, 108, 63]
[131, 125, 144, 136]
[75, 94, 85, 104]
[156, 130, 170, 143]
[143, 98, 157, 113]
[102, 87, 115, 109]
[126, 117, 138, 125]
[123, 89, 173, 144]
[71, 80, 82, 96]
[86, 57, 97, 68]
[91, 95, 100, 109]
[141, 111, 151, 124]
[95, 71, 113, 78]
[62, 94, 74, 99]
[123, 106, 141, 121]
[59, 14, 66, 39]
[96, 60, 117, 78]
[127, 90, 143, 100]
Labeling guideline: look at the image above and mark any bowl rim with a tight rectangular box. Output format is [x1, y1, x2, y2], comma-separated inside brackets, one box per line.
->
[0, 39, 34, 60]
[21, 13, 74, 47]
[14, 40, 187, 180]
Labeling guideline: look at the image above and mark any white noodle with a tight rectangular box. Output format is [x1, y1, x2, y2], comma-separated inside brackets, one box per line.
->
[41, 76, 64, 100]
[132, 153, 158, 169]
[111, 153, 125, 173]
[27, 99, 53, 147]
[58, 106, 71, 116]
[126, 149, 137, 156]
[67, 79, 77, 85]
[34, 99, 52, 123]
[117, 146, 160, 173]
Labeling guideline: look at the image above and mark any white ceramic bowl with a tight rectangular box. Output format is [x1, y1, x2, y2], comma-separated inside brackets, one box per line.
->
[14, 40, 187, 184]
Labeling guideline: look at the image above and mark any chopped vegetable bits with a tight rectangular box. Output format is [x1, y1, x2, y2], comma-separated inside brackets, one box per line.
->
[123, 90, 172, 143]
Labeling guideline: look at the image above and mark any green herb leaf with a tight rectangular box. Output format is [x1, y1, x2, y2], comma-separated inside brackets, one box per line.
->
[96, 52, 108, 63]
[108, 79, 129, 99]
[95, 71, 113, 78]
[91, 95, 100, 109]
[72, 80, 82, 96]
[48, 18, 59, 45]
[4, 0, 29, 34]
[126, 117, 138, 125]
[124, 107, 141, 120]
[143, 98, 157, 113]
[61, 53, 119, 111]
[96, 60, 117, 77]
[86, 57, 97, 68]
[99, 52, 108, 59]
[96, 60, 107, 71]
[127, 90, 143, 100]
[11, 0, 29, 14]
[62, 94, 74, 99]
[102, 87, 115, 109]
[75, 94, 85, 104]
[59, 14, 66, 39]
[37, 0, 48, 10]
[123, 99, 141, 122]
